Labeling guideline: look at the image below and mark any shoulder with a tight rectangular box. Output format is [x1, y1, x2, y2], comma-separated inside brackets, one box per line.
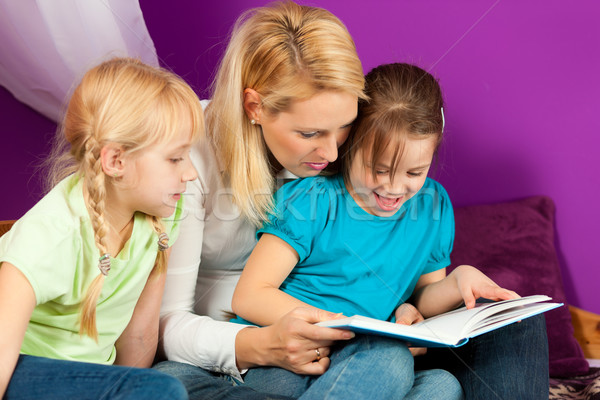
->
[0, 176, 86, 302]
[274, 175, 341, 208]
[16, 175, 84, 235]
[406, 177, 453, 221]
[277, 174, 341, 197]
[415, 178, 451, 205]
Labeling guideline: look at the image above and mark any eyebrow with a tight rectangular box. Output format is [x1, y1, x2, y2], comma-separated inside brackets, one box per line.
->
[409, 163, 431, 170]
[373, 162, 431, 170]
[167, 143, 192, 154]
[297, 117, 356, 132]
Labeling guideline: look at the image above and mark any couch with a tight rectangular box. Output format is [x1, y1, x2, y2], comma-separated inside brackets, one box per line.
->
[449, 195, 600, 399]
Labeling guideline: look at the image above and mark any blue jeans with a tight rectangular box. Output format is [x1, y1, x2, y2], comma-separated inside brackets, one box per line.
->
[4, 354, 188, 400]
[244, 334, 463, 400]
[414, 314, 550, 400]
[153, 360, 294, 400]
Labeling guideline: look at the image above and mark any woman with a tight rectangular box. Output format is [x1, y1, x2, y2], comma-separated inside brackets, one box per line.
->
[156, 2, 550, 399]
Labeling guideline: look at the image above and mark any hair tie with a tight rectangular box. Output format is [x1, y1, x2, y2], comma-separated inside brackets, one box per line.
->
[98, 253, 111, 276]
[441, 107, 445, 133]
[158, 232, 169, 251]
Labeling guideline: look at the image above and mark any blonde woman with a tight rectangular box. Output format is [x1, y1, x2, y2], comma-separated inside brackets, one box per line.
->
[156, 2, 549, 400]
[155, 1, 390, 398]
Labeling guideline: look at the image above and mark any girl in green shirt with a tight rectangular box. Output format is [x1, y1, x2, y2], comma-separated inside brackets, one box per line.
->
[0, 57, 202, 399]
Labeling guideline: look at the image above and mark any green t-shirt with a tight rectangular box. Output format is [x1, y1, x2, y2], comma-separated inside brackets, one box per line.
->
[0, 174, 181, 364]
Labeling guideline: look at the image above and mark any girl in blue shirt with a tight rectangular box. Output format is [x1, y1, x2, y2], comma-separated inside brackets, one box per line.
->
[233, 63, 526, 399]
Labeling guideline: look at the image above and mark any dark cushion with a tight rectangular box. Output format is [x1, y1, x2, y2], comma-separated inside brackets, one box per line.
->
[448, 195, 589, 377]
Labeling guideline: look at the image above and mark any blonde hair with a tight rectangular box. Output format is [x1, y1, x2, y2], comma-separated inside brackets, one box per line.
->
[47, 57, 204, 340]
[342, 63, 445, 184]
[206, 0, 366, 226]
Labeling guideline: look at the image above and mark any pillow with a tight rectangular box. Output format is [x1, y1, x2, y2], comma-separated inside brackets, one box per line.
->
[448, 195, 589, 377]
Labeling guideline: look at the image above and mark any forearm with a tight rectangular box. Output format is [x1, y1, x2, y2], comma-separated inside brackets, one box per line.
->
[232, 286, 315, 326]
[115, 268, 166, 367]
[414, 265, 519, 318]
[114, 331, 158, 367]
[412, 275, 463, 318]
[0, 263, 36, 398]
[0, 353, 19, 399]
[234, 325, 270, 370]
[160, 310, 247, 378]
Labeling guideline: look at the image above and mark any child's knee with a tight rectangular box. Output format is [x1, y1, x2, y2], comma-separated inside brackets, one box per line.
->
[415, 368, 463, 400]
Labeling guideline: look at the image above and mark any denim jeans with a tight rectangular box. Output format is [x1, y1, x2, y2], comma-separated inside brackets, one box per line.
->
[244, 334, 463, 400]
[414, 314, 550, 400]
[4, 354, 188, 400]
[153, 360, 294, 400]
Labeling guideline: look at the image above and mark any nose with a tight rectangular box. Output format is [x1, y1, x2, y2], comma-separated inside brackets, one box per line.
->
[385, 175, 407, 196]
[182, 158, 198, 182]
[315, 134, 339, 162]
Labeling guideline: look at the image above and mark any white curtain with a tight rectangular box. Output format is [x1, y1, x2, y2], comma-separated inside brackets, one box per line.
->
[0, 0, 158, 122]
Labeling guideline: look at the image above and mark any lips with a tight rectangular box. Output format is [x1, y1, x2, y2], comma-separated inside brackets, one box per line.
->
[374, 192, 403, 212]
[305, 162, 329, 171]
[172, 192, 183, 201]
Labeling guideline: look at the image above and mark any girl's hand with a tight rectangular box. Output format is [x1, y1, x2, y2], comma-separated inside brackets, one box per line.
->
[394, 303, 427, 356]
[451, 265, 519, 309]
[236, 307, 354, 375]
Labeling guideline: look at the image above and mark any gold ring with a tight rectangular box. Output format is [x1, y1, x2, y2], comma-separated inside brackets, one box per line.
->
[315, 348, 321, 361]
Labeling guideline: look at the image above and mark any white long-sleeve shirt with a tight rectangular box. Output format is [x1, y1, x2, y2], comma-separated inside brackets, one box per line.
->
[160, 101, 258, 380]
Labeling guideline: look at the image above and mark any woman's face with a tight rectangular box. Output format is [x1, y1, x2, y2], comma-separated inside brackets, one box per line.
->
[259, 91, 358, 177]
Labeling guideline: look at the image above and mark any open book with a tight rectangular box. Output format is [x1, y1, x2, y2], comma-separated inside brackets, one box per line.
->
[316, 295, 562, 348]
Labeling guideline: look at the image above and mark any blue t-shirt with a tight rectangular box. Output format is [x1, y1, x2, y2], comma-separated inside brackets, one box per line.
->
[237, 174, 454, 323]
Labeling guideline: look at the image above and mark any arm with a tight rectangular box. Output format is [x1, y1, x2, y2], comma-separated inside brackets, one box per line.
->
[161, 228, 353, 377]
[160, 146, 353, 377]
[235, 307, 354, 375]
[411, 265, 519, 318]
[394, 303, 427, 356]
[0, 263, 36, 398]
[114, 249, 169, 367]
[232, 234, 319, 326]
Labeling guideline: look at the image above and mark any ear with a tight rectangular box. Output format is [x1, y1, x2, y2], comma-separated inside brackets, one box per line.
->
[100, 143, 126, 178]
[243, 88, 262, 123]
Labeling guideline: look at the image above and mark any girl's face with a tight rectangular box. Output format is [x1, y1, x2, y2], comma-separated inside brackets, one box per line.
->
[122, 131, 198, 218]
[347, 134, 437, 217]
[259, 91, 358, 177]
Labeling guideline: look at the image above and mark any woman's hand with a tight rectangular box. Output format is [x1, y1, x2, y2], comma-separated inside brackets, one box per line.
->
[451, 265, 519, 309]
[394, 303, 427, 356]
[235, 307, 354, 375]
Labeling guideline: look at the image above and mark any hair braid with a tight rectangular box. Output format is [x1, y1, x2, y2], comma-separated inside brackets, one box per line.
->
[147, 215, 168, 276]
[45, 57, 204, 341]
[78, 137, 110, 340]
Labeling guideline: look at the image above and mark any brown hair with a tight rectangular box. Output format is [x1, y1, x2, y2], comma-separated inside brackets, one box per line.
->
[206, 0, 366, 226]
[341, 63, 444, 183]
[47, 57, 204, 340]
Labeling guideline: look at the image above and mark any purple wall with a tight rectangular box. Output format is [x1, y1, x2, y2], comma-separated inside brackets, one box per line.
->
[1, 1, 598, 313]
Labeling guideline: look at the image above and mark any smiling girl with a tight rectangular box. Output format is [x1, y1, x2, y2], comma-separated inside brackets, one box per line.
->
[231, 63, 525, 399]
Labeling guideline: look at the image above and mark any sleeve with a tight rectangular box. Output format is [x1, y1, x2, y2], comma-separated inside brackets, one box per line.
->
[258, 178, 328, 263]
[0, 213, 77, 304]
[159, 143, 246, 380]
[422, 180, 455, 274]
